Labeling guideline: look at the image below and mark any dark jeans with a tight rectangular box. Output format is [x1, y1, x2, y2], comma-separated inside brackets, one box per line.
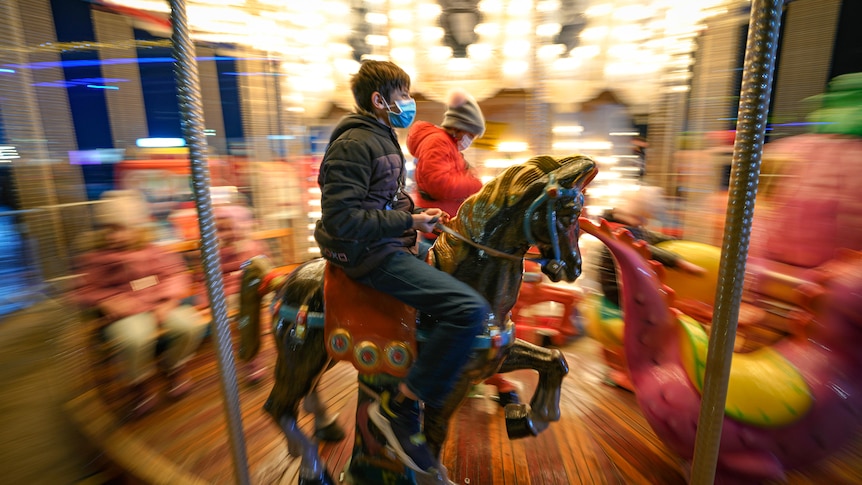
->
[417, 237, 433, 261]
[356, 250, 489, 407]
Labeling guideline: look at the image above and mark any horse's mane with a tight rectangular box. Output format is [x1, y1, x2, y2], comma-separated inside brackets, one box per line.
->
[434, 155, 563, 273]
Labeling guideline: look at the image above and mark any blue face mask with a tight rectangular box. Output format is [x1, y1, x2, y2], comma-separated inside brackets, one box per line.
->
[382, 97, 416, 128]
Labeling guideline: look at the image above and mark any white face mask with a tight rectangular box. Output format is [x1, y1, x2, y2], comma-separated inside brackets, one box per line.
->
[457, 134, 473, 151]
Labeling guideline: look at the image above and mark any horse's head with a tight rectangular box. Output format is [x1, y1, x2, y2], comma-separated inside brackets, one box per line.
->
[444, 154, 597, 283]
[522, 155, 597, 282]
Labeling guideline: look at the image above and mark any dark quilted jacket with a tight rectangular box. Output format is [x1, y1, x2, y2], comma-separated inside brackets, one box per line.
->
[314, 113, 417, 278]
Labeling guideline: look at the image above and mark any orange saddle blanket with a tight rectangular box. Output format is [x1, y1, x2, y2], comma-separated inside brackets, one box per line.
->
[323, 264, 418, 377]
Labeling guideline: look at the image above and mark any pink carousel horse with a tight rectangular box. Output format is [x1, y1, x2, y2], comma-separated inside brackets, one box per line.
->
[580, 76, 862, 480]
[580, 215, 862, 483]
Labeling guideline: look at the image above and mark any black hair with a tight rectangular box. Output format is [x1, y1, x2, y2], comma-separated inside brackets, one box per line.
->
[350, 60, 411, 112]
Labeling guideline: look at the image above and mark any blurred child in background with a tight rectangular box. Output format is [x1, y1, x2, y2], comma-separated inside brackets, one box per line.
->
[213, 203, 269, 383]
[407, 87, 520, 407]
[599, 186, 705, 307]
[408, 87, 484, 253]
[74, 190, 208, 418]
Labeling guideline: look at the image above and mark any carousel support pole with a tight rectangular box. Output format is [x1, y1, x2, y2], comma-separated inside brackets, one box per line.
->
[689, 1, 786, 483]
[168, 1, 251, 484]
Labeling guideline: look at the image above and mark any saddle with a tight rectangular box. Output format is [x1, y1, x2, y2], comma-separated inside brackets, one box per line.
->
[321, 259, 513, 378]
[323, 263, 417, 377]
[673, 256, 818, 352]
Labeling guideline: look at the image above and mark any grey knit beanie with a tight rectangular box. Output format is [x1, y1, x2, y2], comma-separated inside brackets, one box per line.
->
[441, 88, 485, 137]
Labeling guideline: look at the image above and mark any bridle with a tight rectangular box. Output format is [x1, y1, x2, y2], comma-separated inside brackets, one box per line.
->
[435, 173, 581, 280]
[523, 173, 582, 279]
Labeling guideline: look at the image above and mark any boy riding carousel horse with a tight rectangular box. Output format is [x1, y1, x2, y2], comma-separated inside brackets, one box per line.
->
[313, 60, 490, 481]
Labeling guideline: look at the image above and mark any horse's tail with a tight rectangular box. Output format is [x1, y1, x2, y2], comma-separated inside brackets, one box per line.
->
[237, 255, 274, 361]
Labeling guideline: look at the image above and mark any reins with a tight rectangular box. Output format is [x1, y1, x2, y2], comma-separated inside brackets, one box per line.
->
[434, 223, 527, 262]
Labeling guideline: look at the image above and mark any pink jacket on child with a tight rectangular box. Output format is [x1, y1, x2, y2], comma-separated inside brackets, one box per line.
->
[74, 244, 191, 320]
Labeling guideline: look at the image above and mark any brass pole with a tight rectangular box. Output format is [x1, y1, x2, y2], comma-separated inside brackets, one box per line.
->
[168, 1, 251, 483]
[689, 1, 786, 483]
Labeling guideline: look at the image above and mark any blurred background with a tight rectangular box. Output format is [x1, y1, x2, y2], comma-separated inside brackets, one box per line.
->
[2, 0, 860, 279]
[2, 0, 861, 483]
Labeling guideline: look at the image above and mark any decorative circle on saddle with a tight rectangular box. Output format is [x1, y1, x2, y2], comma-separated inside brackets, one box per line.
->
[384, 342, 413, 371]
[327, 329, 352, 357]
[353, 341, 380, 372]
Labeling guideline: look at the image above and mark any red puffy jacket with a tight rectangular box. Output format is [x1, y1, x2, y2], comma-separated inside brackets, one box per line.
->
[407, 121, 482, 228]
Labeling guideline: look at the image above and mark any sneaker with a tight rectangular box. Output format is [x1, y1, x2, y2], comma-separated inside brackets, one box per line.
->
[368, 391, 439, 474]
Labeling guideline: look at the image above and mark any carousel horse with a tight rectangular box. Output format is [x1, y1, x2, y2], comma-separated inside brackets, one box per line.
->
[238, 155, 597, 484]
[581, 239, 722, 391]
[580, 217, 862, 483]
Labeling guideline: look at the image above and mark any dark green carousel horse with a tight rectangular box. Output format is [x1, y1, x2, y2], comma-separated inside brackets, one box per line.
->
[238, 155, 597, 484]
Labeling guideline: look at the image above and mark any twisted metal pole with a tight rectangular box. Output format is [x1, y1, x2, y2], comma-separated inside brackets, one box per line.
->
[168, 1, 251, 483]
[689, 1, 785, 483]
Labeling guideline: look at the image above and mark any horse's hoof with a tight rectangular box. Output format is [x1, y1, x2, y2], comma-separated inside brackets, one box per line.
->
[315, 420, 347, 442]
[504, 403, 538, 439]
[298, 468, 336, 485]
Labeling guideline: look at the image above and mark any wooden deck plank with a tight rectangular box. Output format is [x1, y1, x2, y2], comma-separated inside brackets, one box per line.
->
[71, 329, 862, 484]
[486, 399, 507, 485]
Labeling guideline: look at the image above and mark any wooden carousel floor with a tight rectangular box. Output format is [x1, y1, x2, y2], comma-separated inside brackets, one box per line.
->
[69, 324, 862, 485]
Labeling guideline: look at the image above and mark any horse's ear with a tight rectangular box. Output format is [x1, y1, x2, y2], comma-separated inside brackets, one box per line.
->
[553, 155, 598, 190]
